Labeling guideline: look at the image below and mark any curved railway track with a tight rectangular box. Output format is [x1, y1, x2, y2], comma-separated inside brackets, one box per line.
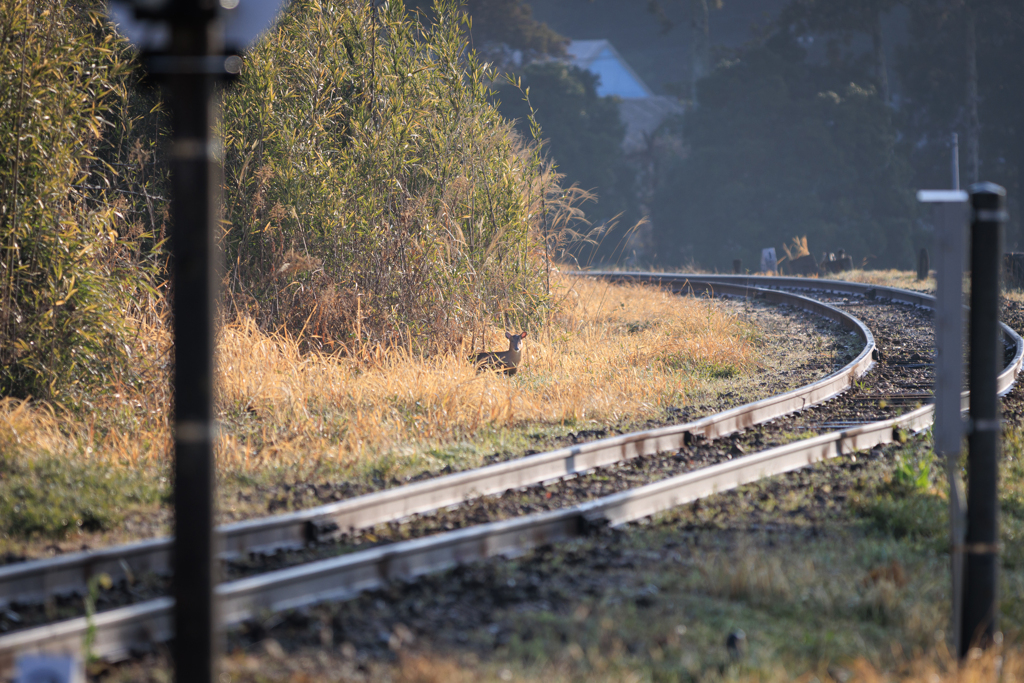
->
[1, 274, 1021, 675]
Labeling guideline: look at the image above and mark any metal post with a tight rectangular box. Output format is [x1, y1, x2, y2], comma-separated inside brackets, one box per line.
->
[919, 189, 968, 653]
[168, 6, 222, 683]
[961, 182, 1006, 655]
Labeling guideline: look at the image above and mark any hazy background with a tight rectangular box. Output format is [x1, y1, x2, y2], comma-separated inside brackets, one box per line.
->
[456, 0, 1023, 272]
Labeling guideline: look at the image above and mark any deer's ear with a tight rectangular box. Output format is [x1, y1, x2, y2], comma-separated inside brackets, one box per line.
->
[505, 331, 512, 339]
[521, 331, 527, 338]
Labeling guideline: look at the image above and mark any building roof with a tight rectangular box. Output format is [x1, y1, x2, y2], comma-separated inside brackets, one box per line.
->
[565, 39, 654, 99]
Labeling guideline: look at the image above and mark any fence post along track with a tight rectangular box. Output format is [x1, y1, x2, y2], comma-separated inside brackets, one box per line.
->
[165, 9, 221, 683]
[917, 189, 969, 651]
[962, 182, 1008, 655]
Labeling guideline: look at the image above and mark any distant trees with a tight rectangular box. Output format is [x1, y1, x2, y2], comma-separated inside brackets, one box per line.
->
[778, 0, 900, 105]
[494, 62, 640, 246]
[896, 0, 1023, 248]
[652, 31, 915, 271]
[460, 0, 567, 57]
[407, 0, 566, 60]
[653, 0, 1024, 271]
[438, 0, 642, 259]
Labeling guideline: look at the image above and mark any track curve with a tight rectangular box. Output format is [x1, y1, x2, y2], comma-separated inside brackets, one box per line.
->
[2, 274, 1020, 675]
[0, 281, 875, 611]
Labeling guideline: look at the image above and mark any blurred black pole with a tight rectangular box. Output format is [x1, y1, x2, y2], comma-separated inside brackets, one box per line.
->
[167, 4, 222, 682]
[960, 182, 1006, 656]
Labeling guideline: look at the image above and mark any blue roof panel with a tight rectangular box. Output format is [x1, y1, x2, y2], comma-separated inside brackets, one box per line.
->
[589, 48, 650, 98]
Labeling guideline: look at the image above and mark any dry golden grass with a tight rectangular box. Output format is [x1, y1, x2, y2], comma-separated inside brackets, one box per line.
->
[832, 268, 936, 292]
[371, 643, 1024, 683]
[215, 274, 756, 472]
[0, 276, 757, 481]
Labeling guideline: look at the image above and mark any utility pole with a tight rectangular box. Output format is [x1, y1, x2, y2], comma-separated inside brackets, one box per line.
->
[965, 2, 980, 184]
[952, 133, 961, 191]
[690, 0, 709, 106]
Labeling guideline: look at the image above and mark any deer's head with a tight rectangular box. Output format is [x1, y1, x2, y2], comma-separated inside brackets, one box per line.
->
[505, 331, 527, 351]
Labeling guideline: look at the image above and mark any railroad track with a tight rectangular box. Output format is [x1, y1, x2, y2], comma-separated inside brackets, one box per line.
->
[1, 275, 1020, 675]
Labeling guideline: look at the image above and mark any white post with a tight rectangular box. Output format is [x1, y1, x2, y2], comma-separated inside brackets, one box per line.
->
[918, 189, 968, 648]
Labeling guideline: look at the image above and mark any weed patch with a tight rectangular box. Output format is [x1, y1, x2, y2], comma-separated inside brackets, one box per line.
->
[0, 455, 164, 539]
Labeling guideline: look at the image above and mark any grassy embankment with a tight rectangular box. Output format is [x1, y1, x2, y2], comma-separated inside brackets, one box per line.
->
[0, 275, 771, 556]
[832, 269, 936, 293]
[0, 1, 784, 555]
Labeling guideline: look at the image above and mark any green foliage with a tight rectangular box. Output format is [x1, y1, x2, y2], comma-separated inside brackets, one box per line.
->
[0, 452, 164, 538]
[84, 571, 112, 662]
[223, 0, 561, 348]
[856, 443, 945, 546]
[652, 33, 916, 271]
[408, 0, 567, 58]
[892, 450, 930, 491]
[859, 491, 947, 545]
[495, 62, 641, 250]
[0, 0, 159, 400]
[995, 426, 1024, 569]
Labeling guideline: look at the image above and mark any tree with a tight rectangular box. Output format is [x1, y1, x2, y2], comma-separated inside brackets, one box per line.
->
[407, 0, 567, 60]
[778, 0, 900, 105]
[896, 0, 1023, 247]
[652, 32, 916, 271]
[494, 62, 641, 259]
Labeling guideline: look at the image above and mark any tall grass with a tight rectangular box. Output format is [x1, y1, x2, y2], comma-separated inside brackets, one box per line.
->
[0, 276, 755, 493]
[222, 0, 578, 351]
[0, 0, 161, 401]
[210, 275, 755, 471]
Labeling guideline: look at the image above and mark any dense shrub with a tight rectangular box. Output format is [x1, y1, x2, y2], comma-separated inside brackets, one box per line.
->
[0, 0, 161, 401]
[223, 0, 566, 351]
[1, 0, 577, 402]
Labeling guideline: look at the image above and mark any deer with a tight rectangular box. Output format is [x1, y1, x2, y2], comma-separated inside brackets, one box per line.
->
[473, 331, 527, 376]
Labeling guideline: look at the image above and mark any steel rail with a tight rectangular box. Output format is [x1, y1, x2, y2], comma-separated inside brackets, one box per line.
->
[585, 272, 1024, 397]
[0, 398, 971, 670]
[2, 276, 1022, 673]
[0, 280, 874, 612]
